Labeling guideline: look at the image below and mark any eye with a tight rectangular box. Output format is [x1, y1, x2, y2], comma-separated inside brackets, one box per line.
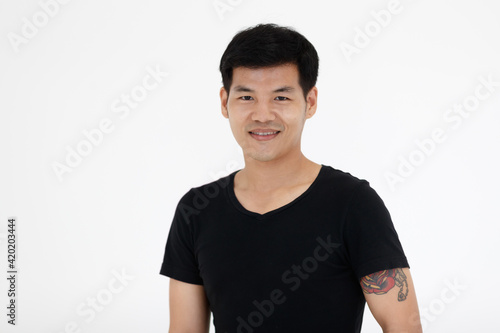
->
[239, 96, 253, 101]
[275, 96, 289, 101]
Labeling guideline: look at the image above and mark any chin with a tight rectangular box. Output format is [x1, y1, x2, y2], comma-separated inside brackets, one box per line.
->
[246, 151, 279, 162]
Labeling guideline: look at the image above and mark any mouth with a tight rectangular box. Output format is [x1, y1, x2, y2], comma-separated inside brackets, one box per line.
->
[248, 130, 281, 141]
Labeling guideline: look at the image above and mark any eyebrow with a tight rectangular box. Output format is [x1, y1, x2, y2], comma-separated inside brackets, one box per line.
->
[233, 85, 295, 93]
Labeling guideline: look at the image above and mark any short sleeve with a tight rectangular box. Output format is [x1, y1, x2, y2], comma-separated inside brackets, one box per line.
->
[343, 181, 409, 281]
[159, 192, 204, 285]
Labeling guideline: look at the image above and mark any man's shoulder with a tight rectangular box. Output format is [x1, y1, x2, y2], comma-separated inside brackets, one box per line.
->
[176, 170, 236, 206]
[320, 164, 369, 190]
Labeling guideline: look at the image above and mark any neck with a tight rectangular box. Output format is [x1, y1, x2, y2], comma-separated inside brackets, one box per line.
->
[236, 149, 320, 193]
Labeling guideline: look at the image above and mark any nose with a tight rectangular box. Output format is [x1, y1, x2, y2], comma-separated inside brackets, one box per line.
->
[251, 101, 276, 122]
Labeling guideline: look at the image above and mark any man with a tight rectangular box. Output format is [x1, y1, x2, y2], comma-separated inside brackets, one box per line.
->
[160, 23, 422, 332]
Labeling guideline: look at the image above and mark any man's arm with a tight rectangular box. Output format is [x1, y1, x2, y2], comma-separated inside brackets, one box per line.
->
[360, 267, 422, 333]
[169, 278, 210, 333]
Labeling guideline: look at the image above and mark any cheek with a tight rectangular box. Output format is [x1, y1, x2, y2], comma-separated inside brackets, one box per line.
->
[228, 117, 247, 138]
[283, 113, 305, 128]
[227, 103, 252, 118]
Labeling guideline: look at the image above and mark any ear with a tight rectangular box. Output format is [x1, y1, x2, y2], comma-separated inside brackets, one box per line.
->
[305, 86, 318, 119]
[220, 87, 229, 119]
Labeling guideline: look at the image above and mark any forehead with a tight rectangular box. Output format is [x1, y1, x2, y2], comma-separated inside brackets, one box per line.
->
[231, 63, 300, 90]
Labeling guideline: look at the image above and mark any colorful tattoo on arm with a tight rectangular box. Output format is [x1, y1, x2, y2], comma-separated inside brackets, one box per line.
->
[360, 268, 409, 301]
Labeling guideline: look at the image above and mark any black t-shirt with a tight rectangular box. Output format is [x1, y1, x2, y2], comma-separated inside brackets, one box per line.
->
[160, 164, 409, 333]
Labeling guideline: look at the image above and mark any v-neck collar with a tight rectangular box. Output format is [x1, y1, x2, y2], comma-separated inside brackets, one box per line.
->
[226, 164, 326, 220]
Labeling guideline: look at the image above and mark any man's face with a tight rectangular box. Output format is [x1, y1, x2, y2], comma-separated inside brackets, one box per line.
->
[220, 63, 317, 163]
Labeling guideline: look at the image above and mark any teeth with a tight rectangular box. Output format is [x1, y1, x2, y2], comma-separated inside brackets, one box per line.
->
[251, 131, 279, 136]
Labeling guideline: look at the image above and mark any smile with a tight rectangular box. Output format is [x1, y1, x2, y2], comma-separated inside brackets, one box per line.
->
[249, 131, 281, 141]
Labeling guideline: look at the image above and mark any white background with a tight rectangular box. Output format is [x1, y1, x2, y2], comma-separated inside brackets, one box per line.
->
[1, 0, 499, 332]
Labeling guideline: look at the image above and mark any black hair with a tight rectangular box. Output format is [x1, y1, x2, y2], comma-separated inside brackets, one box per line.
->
[219, 23, 319, 100]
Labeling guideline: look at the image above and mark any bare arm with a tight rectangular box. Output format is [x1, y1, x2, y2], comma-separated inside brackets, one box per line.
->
[169, 278, 211, 333]
[360, 267, 422, 333]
